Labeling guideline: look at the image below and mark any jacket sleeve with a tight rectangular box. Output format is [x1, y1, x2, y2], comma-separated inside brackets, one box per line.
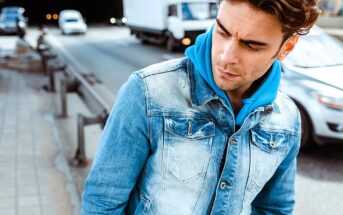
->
[81, 73, 150, 214]
[251, 112, 301, 215]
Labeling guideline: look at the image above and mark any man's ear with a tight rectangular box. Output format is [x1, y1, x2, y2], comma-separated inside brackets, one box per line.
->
[277, 35, 300, 61]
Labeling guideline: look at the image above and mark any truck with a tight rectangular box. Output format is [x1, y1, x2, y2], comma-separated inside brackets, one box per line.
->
[123, 0, 218, 51]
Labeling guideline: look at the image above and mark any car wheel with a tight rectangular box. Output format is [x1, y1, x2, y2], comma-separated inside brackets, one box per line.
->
[138, 32, 149, 44]
[167, 36, 176, 52]
[298, 105, 313, 148]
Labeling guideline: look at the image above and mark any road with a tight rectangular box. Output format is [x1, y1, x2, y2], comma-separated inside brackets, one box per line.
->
[41, 26, 183, 94]
[296, 145, 343, 214]
[24, 26, 343, 215]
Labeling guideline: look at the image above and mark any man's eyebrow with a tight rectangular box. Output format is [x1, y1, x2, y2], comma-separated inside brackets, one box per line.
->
[215, 18, 269, 47]
[216, 18, 231, 35]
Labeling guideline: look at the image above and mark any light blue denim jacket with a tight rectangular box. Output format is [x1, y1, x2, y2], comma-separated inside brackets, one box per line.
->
[81, 57, 301, 215]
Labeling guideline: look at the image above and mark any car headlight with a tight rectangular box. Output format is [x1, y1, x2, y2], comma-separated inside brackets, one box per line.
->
[18, 21, 25, 28]
[317, 92, 343, 111]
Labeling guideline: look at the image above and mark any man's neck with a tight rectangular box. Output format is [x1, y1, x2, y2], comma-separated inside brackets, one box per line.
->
[227, 69, 271, 115]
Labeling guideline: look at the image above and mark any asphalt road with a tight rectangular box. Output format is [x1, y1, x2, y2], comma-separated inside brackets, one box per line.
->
[42, 26, 183, 94]
[23, 26, 343, 215]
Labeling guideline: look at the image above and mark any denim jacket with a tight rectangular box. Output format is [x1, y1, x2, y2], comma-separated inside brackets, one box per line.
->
[81, 57, 301, 215]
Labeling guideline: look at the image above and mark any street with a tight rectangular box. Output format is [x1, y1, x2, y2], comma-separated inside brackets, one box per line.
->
[42, 26, 183, 94]
[2, 25, 342, 214]
[296, 145, 343, 214]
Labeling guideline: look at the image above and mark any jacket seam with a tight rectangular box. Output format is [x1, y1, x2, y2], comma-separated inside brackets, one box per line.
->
[134, 59, 187, 79]
[133, 73, 152, 146]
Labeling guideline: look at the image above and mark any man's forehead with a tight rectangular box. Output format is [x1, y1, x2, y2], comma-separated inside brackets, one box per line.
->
[217, 1, 284, 43]
[216, 18, 269, 46]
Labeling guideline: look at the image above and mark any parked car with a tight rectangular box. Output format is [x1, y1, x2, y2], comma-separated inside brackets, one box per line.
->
[280, 26, 343, 147]
[58, 10, 87, 35]
[0, 6, 28, 36]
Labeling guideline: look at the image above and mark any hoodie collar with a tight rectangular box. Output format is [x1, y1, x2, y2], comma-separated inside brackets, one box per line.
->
[187, 57, 279, 113]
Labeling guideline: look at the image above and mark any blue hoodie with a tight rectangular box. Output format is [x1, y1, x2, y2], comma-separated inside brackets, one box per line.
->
[185, 26, 281, 126]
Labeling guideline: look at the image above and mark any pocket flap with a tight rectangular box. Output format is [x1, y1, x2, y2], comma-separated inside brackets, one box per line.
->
[250, 129, 288, 153]
[165, 117, 215, 139]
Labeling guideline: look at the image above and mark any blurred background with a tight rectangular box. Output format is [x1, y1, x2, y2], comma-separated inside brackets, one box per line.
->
[0, 0, 342, 214]
[0, 0, 124, 24]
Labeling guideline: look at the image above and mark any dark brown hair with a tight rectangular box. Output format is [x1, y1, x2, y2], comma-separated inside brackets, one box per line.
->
[221, 0, 321, 39]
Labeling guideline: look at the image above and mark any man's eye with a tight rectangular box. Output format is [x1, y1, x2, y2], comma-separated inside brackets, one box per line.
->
[244, 43, 260, 51]
[216, 29, 226, 36]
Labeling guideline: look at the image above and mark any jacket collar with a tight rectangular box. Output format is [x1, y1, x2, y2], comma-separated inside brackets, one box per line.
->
[186, 57, 280, 113]
[187, 58, 222, 107]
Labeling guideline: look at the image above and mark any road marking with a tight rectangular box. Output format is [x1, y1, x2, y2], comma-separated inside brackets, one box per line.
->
[86, 30, 132, 47]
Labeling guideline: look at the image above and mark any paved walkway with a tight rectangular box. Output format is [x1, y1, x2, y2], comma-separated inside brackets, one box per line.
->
[0, 69, 80, 215]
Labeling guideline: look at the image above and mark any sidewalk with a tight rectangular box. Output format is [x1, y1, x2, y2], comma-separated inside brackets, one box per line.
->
[0, 38, 80, 215]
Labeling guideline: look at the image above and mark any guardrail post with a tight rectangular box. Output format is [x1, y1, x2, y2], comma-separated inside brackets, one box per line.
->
[74, 113, 87, 166]
[60, 79, 68, 118]
[59, 78, 80, 118]
[42, 52, 57, 76]
[72, 111, 109, 167]
[49, 63, 67, 92]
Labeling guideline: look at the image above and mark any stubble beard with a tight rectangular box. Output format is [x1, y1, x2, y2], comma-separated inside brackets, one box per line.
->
[212, 61, 246, 92]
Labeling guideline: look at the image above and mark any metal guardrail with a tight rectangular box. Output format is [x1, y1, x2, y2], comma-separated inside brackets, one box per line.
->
[36, 31, 110, 166]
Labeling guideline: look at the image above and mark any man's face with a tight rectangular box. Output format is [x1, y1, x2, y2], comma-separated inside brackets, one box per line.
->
[212, 1, 298, 97]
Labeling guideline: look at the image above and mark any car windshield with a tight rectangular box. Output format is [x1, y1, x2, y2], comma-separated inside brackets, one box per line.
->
[182, 2, 218, 20]
[284, 32, 343, 68]
[2, 10, 19, 15]
[1, 15, 21, 21]
[65, 18, 80, 22]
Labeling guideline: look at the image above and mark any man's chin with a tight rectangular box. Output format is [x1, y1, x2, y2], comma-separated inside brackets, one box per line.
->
[215, 78, 242, 92]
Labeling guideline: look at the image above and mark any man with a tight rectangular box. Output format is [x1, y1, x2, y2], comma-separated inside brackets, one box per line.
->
[81, 0, 320, 214]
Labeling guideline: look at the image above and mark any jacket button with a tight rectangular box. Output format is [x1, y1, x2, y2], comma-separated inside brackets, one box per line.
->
[270, 142, 276, 148]
[264, 106, 273, 113]
[220, 181, 230, 190]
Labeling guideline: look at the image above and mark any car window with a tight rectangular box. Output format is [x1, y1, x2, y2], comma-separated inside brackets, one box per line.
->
[182, 2, 218, 20]
[1, 14, 22, 21]
[65, 18, 80, 22]
[284, 33, 343, 68]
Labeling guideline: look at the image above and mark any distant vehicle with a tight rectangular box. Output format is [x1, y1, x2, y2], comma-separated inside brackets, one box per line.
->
[123, 0, 218, 51]
[109, 17, 127, 25]
[58, 10, 87, 35]
[280, 26, 343, 147]
[0, 6, 28, 36]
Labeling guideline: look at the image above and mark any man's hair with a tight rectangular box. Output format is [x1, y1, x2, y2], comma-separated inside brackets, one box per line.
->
[220, 0, 321, 39]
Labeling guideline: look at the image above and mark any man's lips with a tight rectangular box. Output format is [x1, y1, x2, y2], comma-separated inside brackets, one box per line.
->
[217, 67, 239, 78]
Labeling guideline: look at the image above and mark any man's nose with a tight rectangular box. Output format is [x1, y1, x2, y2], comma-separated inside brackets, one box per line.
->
[220, 40, 239, 65]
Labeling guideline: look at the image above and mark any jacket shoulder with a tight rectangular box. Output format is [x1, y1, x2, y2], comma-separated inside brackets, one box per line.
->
[134, 57, 192, 110]
[275, 91, 299, 116]
[262, 91, 301, 136]
[135, 57, 187, 78]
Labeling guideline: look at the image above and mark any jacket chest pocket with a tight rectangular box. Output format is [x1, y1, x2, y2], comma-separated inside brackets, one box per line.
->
[163, 117, 215, 183]
[248, 129, 289, 191]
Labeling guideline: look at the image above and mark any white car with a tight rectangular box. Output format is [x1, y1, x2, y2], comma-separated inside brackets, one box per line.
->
[58, 10, 87, 35]
[280, 26, 343, 147]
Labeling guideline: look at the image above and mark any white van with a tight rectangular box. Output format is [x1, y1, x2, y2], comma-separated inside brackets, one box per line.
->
[58, 10, 87, 35]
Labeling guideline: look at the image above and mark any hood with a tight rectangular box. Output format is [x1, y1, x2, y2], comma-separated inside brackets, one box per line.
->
[185, 25, 281, 126]
[287, 64, 343, 90]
